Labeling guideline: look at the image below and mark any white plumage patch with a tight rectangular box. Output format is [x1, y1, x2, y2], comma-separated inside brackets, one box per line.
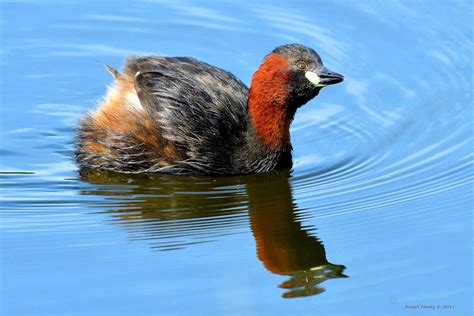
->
[125, 91, 144, 112]
[305, 71, 324, 87]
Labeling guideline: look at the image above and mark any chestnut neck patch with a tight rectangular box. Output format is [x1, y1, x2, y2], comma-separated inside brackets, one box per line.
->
[248, 53, 295, 149]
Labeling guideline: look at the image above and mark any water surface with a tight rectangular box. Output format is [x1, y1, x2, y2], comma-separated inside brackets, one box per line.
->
[1, 0, 473, 315]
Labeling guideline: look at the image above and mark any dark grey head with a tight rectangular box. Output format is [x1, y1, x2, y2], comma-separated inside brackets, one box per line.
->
[272, 44, 344, 106]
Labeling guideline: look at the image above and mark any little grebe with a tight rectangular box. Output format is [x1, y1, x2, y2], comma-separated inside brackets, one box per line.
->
[76, 44, 343, 175]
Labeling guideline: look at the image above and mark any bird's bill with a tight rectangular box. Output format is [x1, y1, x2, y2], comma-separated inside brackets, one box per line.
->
[305, 68, 344, 87]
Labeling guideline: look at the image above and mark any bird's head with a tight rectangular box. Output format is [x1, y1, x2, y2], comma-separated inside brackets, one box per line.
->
[248, 44, 343, 148]
[270, 44, 344, 107]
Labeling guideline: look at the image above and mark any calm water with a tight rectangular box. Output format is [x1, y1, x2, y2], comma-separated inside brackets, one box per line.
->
[1, 0, 473, 315]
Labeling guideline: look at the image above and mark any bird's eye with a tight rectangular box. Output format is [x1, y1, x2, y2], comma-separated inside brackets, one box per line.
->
[296, 61, 307, 70]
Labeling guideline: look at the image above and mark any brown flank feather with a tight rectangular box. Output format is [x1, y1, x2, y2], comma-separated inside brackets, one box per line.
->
[80, 70, 183, 167]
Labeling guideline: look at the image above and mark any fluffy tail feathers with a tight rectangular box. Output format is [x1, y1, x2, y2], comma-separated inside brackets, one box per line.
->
[105, 64, 123, 81]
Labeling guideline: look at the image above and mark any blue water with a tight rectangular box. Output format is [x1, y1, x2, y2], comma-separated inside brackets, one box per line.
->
[1, 0, 473, 315]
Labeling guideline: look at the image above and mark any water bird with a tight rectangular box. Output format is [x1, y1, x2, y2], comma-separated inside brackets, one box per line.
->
[76, 44, 343, 175]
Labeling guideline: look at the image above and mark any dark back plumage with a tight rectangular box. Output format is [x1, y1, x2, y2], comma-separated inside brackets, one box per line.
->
[129, 57, 251, 174]
[77, 56, 287, 175]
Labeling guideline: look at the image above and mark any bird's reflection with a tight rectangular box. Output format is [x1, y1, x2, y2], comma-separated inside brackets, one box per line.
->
[246, 174, 347, 298]
[79, 168, 347, 298]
